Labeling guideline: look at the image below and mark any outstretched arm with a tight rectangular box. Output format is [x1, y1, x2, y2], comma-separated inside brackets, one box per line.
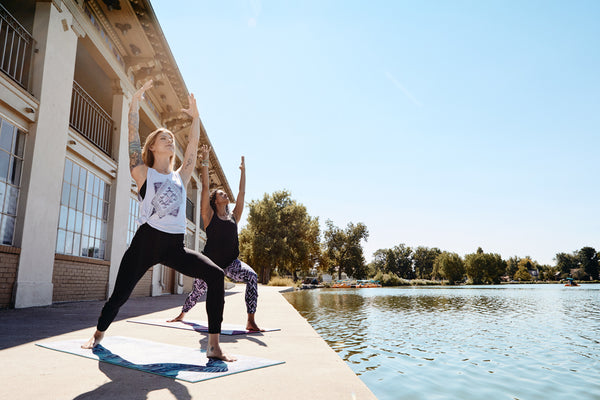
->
[179, 94, 200, 187]
[232, 156, 245, 222]
[199, 144, 213, 229]
[129, 80, 152, 188]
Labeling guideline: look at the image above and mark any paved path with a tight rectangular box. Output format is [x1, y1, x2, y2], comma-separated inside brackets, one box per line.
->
[0, 285, 377, 400]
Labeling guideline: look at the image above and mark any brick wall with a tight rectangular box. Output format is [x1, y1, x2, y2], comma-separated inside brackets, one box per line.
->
[0, 246, 20, 308]
[53, 254, 110, 302]
[131, 266, 153, 298]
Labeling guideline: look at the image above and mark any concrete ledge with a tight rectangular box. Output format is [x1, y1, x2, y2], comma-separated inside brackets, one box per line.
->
[0, 284, 377, 399]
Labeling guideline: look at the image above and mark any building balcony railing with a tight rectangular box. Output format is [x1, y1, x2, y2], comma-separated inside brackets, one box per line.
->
[69, 81, 113, 157]
[0, 4, 34, 91]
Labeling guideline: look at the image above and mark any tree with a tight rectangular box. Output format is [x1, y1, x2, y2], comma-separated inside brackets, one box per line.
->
[323, 220, 369, 280]
[432, 252, 465, 284]
[514, 264, 533, 281]
[516, 257, 539, 280]
[578, 247, 599, 280]
[413, 246, 442, 280]
[554, 252, 579, 276]
[506, 256, 520, 278]
[239, 190, 320, 283]
[386, 244, 413, 278]
[464, 249, 507, 284]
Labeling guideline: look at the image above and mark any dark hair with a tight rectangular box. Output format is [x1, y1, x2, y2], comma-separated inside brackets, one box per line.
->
[209, 190, 230, 217]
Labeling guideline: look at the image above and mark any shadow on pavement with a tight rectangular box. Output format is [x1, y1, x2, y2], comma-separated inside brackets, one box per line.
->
[0, 292, 237, 350]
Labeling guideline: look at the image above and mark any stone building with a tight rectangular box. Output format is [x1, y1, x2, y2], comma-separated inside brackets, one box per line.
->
[0, 0, 232, 308]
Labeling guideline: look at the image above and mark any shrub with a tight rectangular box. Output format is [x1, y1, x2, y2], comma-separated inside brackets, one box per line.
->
[267, 276, 296, 287]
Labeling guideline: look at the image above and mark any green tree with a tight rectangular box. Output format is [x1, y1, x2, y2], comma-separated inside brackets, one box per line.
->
[514, 264, 533, 281]
[506, 256, 520, 278]
[413, 246, 441, 280]
[323, 220, 369, 280]
[464, 249, 507, 284]
[555, 252, 579, 276]
[578, 246, 599, 280]
[387, 244, 413, 278]
[239, 190, 320, 283]
[432, 252, 465, 284]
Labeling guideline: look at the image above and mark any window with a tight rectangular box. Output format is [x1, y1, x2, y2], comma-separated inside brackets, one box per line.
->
[56, 159, 110, 259]
[127, 196, 139, 246]
[0, 118, 25, 245]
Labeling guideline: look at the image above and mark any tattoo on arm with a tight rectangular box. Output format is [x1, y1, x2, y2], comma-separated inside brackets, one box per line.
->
[128, 109, 143, 171]
[129, 140, 143, 171]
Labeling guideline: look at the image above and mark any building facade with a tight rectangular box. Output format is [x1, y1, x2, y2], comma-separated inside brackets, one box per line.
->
[0, 0, 233, 308]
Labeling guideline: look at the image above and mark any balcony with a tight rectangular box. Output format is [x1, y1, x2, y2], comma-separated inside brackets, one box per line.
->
[0, 4, 34, 91]
[69, 81, 113, 157]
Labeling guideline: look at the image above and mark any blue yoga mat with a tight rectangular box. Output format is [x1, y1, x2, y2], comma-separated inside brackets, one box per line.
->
[127, 318, 281, 335]
[36, 336, 284, 383]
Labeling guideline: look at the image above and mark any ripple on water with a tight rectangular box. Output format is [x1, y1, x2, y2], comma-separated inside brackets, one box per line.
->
[284, 285, 600, 400]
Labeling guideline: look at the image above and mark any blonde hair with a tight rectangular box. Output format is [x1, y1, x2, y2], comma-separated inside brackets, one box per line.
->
[142, 128, 175, 169]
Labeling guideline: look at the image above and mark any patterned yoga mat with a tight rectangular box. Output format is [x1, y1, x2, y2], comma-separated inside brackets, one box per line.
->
[36, 336, 284, 383]
[127, 318, 281, 335]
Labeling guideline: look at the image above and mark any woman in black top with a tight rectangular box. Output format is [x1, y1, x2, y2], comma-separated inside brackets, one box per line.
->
[168, 145, 262, 331]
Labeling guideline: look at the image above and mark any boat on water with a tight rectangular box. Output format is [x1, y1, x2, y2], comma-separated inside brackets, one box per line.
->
[331, 280, 382, 288]
[564, 277, 579, 287]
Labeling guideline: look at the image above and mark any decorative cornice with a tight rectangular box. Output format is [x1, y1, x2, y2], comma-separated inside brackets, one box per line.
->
[86, 0, 128, 56]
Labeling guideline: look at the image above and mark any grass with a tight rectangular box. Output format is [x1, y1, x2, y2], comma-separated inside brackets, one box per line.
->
[267, 276, 296, 287]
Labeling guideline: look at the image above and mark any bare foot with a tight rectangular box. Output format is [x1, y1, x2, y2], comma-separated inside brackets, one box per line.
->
[246, 314, 264, 331]
[246, 322, 264, 332]
[81, 330, 104, 349]
[207, 345, 237, 362]
[167, 312, 185, 323]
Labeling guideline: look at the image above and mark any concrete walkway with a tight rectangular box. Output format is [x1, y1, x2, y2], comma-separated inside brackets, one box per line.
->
[0, 285, 377, 400]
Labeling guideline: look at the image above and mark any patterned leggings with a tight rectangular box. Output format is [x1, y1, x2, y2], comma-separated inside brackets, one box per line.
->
[182, 259, 258, 314]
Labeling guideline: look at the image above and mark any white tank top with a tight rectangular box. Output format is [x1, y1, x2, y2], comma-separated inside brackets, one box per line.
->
[138, 168, 187, 234]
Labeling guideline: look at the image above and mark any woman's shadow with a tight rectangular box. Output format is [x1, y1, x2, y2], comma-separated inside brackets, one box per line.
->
[72, 345, 228, 400]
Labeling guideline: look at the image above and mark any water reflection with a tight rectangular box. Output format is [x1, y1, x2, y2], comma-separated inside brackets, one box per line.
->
[284, 285, 600, 400]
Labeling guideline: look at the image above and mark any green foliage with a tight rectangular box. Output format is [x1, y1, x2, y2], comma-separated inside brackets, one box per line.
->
[433, 252, 465, 284]
[555, 252, 579, 275]
[578, 247, 599, 280]
[464, 249, 507, 284]
[239, 190, 320, 283]
[372, 244, 414, 279]
[514, 264, 533, 281]
[373, 270, 410, 286]
[506, 256, 520, 278]
[323, 220, 369, 280]
[413, 246, 442, 280]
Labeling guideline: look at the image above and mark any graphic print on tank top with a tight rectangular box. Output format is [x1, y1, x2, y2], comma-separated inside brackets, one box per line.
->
[150, 180, 182, 218]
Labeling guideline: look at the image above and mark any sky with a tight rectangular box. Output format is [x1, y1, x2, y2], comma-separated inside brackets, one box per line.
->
[152, 0, 600, 266]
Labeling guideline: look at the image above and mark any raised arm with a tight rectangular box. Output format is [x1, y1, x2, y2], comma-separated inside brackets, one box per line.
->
[232, 156, 245, 222]
[179, 94, 200, 187]
[128, 80, 153, 188]
[199, 144, 213, 229]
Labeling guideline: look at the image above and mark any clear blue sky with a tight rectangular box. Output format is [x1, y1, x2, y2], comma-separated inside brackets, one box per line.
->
[152, 0, 599, 265]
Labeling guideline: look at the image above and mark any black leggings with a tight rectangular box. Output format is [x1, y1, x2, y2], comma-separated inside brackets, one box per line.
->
[96, 223, 224, 333]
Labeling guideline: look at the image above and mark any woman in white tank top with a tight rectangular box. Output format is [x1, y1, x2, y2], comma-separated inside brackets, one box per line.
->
[82, 80, 235, 362]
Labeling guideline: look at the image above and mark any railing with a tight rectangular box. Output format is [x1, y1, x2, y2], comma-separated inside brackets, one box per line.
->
[0, 4, 34, 91]
[186, 197, 195, 223]
[69, 81, 113, 156]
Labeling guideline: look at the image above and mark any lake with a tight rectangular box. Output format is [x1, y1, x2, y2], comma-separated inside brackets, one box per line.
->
[283, 284, 600, 400]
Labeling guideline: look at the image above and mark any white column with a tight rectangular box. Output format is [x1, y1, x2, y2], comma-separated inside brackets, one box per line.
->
[105, 81, 130, 297]
[14, 2, 79, 307]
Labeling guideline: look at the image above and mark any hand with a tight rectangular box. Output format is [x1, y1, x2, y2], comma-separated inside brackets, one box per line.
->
[200, 144, 211, 162]
[182, 93, 199, 118]
[239, 156, 245, 172]
[133, 79, 153, 101]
